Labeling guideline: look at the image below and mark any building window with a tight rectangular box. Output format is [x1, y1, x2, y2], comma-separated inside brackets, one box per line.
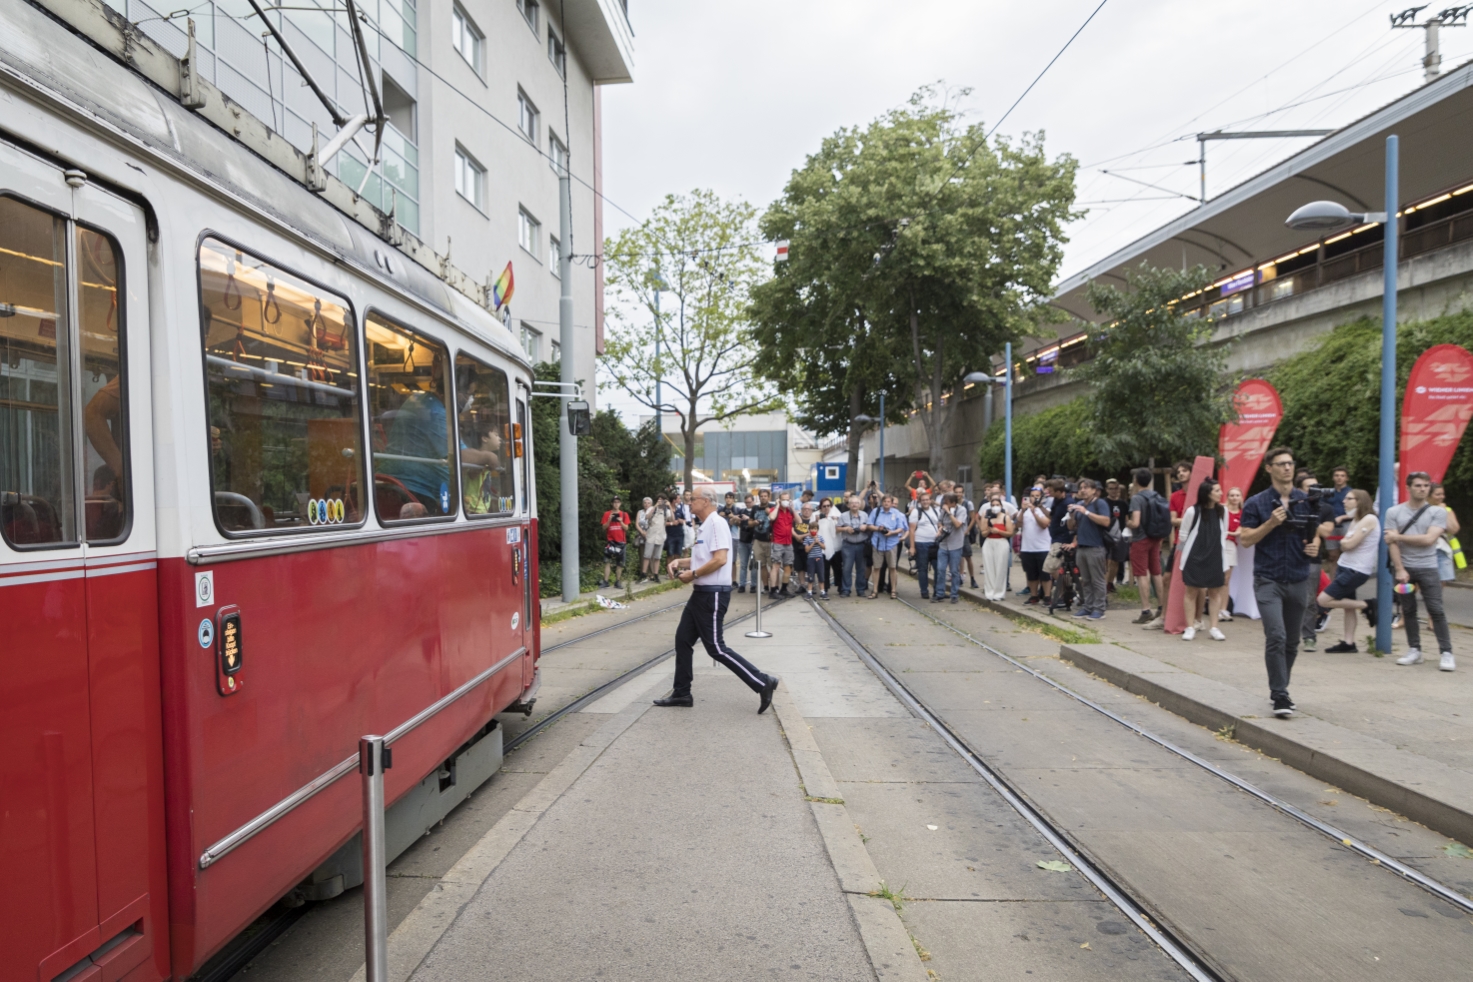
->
[518, 208, 541, 258]
[454, 145, 485, 210]
[548, 26, 566, 77]
[550, 339, 560, 362]
[518, 0, 539, 33]
[451, 4, 483, 73]
[548, 235, 561, 274]
[517, 89, 539, 142]
[549, 132, 568, 174]
[520, 323, 541, 361]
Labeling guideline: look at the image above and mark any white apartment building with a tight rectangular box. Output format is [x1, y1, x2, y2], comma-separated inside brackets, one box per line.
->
[93, 0, 634, 405]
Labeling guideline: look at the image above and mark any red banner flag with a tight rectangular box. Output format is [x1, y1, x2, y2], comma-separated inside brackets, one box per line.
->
[1401, 343, 1473, 483]
[1217, 379, 1283, 496]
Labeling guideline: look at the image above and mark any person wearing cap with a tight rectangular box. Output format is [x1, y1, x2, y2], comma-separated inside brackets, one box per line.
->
[654, 486, 780, 712]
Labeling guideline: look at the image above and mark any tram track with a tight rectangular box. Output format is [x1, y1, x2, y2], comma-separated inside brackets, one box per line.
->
[808, 592, 1473, 982]
[539, 596, 689, 654]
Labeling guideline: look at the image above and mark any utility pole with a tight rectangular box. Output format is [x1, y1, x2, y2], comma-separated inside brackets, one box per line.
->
[558, 141, 578, 603]
[1196, 130, 1334, 204]
[1392, 5, 1471, 82]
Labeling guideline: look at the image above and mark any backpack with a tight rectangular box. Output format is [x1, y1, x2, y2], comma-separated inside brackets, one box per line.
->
[1139, 490, 1172, 540]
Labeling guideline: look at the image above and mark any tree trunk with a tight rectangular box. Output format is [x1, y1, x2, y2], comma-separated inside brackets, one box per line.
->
[907, 302, 945, 475]
[682, 399, 697, 494]
[846, 383, 865, 493]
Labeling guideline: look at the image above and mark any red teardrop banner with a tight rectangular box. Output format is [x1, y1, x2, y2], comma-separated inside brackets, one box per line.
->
[1217, 378, 1283, 496]
[1401, 343, 1473, 483]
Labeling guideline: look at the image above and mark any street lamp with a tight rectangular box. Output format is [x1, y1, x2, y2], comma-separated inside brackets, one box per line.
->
[1284, 134, 1398, 653]
[853, 393, 886, 493]
[966, 339, 1014, 503]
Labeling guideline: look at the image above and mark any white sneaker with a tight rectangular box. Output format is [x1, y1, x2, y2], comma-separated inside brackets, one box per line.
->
[1144, 616, 1164, 630]
[1397, 648, 1424, 666]
[1210, 628, 1227, 641]
[1440, 652, 1456, 672]
[1182, 626, 1196, 641]
[1218, 610, 1233, 622]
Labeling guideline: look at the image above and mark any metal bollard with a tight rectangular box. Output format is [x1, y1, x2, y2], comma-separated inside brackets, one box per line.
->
[746, 561, 773, 638]
[360, 735, 390, 982]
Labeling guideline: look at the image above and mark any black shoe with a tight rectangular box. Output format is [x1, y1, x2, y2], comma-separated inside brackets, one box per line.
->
[1363, 600, 1378, 628]
[1315, 611, 1331, 633]
[950, 597, 959, 604]
[920, 593, 929, 600]
[971, 579, 980, 589]
[738, 585, 747, 594]
[598, 578, 609, 588]
[1325, 640, 1358, 653]
[932, 595, 944, 603]
[653, 690, 694, 708]
[758, 674, 779, 715]
[1272, 695, 1294, 718]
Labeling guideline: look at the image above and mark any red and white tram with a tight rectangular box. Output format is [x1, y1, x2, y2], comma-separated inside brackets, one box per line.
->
[1, 6, 541, 980]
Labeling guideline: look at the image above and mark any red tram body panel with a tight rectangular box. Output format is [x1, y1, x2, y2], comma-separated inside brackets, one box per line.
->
[0, 5, 543, 979]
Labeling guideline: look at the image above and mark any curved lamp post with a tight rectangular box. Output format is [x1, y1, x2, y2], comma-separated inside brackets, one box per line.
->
[1284, 135, 1397, 654]
[965, 342, 1012, 503]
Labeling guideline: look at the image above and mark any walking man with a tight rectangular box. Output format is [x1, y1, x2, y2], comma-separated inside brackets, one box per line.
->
[1388, 471, 1456, 671]
[1237, 447, 1322, 717]
[1067, 478, 1112, 620]
[654, 486, 780, 712]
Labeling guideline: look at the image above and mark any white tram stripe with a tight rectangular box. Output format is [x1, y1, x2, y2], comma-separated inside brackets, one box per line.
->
[85, 561, 158, 578]
[0, 569, 86, 588]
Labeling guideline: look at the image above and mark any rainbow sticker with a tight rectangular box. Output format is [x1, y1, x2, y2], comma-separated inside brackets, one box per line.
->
[307, 498, 319, 525]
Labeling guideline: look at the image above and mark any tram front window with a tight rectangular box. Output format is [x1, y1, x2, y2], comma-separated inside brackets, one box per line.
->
[366, 314, 457, 521]
[198, 239, 363, 533]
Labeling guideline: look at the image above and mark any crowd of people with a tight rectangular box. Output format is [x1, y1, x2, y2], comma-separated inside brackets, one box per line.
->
[597, 451, 1462, 717]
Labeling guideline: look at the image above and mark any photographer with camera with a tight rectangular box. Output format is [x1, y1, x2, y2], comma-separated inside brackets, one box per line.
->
[1019, 486, 1052, 605]
[1237, 447, 1324, 718]
[1066, 478, 1112, 619]
[908, 491, 944, 600]
[1387, 472, 1455, 671]
[1294, 471, 1337, 650]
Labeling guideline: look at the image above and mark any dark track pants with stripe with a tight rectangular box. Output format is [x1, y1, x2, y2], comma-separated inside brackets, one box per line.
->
[673, 589, 768, 696]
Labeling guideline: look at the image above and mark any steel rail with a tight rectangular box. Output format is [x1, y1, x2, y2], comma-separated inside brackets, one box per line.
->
[540, 597, 689, 654]
[892, 596, 1473, 916]
[808, 597, 1222, 981]
[199, 647, 525, 869]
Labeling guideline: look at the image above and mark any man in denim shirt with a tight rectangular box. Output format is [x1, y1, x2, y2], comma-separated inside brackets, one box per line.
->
[867, 494, 908, 599]
[1238, 447, 1322, 718]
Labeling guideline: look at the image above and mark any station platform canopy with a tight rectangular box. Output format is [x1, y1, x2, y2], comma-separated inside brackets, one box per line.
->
[1049, 57, 1473, 330]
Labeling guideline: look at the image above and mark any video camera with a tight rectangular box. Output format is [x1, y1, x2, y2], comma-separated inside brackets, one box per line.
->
[1280, 485, 1333, 540]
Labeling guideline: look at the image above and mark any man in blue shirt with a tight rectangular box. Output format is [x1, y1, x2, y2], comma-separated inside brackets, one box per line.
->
[1066, 478, 1112, 619]
[1238, 446, 1322, 718]
[867, 494, 908, 600]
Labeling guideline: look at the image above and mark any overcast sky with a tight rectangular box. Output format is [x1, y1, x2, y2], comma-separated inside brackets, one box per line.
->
[594, 0, 1473, 423]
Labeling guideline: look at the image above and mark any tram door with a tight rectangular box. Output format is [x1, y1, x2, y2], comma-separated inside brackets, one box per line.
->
[0, 145, 166, 982]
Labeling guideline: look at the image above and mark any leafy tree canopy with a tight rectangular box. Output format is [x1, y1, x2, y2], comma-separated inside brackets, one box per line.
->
[753, 87, 1079, 475]
[1075, 264, 1235, 469]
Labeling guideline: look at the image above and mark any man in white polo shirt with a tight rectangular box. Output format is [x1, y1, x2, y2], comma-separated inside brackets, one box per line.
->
[655, 486, 780, 713]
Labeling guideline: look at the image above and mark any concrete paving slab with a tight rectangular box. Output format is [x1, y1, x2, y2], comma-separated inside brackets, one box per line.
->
[1002, 766, 1274, 834]
[809, 718, 984, 785]
[839, 782, 1098, 901]
[926, 709, 1198, 771]
[409, 673, 876, 982]
[900, 898, 1189, 982]
[578, 663, 669, 713]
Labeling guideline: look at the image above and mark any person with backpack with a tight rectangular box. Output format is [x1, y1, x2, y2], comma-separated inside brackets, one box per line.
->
[1128, 467, 1172, 627]
[908, 490, 944, 600]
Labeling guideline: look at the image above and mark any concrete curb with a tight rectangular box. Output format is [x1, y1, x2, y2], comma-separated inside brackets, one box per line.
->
[349, 674, 665, 982]
[769, 683, 930, 982]
[1059, 642, 1473, 846]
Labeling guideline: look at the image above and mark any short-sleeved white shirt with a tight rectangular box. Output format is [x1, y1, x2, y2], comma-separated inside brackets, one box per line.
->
[693, 510, 734, 586]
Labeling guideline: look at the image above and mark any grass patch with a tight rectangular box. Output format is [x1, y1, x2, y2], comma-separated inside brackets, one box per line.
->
[869, 881, 907, 912]
[539, 578, 688, 626]
[805, 795, 845, 805]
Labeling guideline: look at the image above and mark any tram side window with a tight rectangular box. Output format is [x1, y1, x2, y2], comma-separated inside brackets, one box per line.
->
[1, 197, 131, 548]
[366, 314, 457, 521]
[454, 354, 513, 516]
[199, 239, 364, 533]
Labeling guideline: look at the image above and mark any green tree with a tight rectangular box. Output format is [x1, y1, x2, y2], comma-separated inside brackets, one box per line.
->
[753, 89, 1079, 474]
[587, 409, 673, 506]
[1074, 264, 1235, 469]
[602, 190, 781, 492]
[530, 362, 621, 569]
[977, 396, 1103, 493]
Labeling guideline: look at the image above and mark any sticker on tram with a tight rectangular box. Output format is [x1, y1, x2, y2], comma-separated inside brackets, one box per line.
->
[511, 611, 520, 631]
[195, 569, 215, 607]
[440, 482, 451, 513]
[318, 499, 329, 524]
[307, 497, 319, 525]
[198, 618, 214, 648]
[506, 527, 522, 544]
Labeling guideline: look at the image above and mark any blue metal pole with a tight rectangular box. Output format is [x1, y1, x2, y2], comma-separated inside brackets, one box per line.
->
[1004, 342, 1014, 505]
[879, 391, 886, 494]
[1376, 135, 1399, 655]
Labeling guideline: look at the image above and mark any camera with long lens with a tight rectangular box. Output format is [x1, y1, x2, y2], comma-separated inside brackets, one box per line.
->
[1280, 485, 1332, 540]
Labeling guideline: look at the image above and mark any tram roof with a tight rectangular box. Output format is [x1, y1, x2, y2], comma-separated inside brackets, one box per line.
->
[1050, 57, 1473, 327]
